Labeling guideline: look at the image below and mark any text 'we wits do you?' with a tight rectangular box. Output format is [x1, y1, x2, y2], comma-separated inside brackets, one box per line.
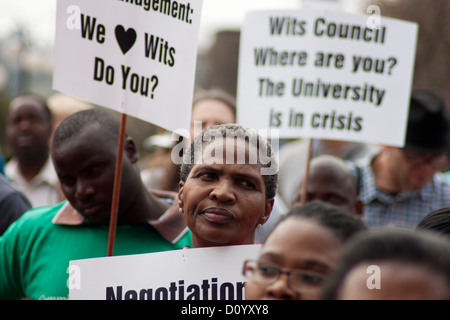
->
[54, 0, 203, 133]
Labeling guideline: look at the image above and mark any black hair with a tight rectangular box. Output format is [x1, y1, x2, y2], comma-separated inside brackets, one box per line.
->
[10, 92, 53, 124]
[274, 201, 367, 244]
[52, 108, 121, 150]
[179, 123, 279, 199]
[416, 206, 450, 238]
[320, 228, 450, 299]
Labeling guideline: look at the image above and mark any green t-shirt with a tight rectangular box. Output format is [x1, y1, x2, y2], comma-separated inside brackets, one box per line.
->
[0, 202, 192, 300]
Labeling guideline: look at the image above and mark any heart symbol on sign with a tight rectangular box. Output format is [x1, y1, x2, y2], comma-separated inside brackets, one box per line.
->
[115, 25, 137, 55]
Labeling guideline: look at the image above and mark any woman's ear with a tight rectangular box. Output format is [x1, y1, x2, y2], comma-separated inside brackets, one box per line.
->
[177, 180, 185, 208]
[260, 198, 274, 226]
[124, 137, 139, 164]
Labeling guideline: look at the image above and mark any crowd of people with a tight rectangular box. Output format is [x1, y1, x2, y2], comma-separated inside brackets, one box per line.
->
[0, 87, 449, 300]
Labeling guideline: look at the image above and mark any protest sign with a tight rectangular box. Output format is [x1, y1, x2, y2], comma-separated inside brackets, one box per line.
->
[237, 9, 418, 147]
[53, 0, 203, 256]
[68, 244, 260, 300]
[53, 0, 203, 133]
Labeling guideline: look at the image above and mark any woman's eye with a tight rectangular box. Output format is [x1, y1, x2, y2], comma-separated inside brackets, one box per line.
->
[258, 265, 278, 278]
[198, 172, 216, 180]
[295, 272, 324, 286]
[240, 180, 256, 189]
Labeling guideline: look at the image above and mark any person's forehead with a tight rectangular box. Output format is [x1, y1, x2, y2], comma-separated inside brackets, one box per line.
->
[261, 218, 341, 268]
[200, 137, 262, 164]
[9, 97, 47, 116]
[191, 162, 263, 181]
[10, 96, 44, 109]
[192, 99, 235, 122]
[60, 123, 116, 150]
[311, 158, 350, 176]
[310, 164, 353, 187]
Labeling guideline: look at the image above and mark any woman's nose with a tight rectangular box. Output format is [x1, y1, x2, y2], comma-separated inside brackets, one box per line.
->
[209, 179, 236, 204]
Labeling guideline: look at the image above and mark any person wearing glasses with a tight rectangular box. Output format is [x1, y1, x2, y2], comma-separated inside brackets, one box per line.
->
[242, 201, 367, 300]
[347, 89, 450, 229]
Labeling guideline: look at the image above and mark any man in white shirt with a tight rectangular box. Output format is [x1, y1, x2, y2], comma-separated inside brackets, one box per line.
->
[5, 94, 61, 207]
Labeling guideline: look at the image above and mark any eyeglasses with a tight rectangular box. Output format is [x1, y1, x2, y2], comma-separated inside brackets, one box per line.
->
[401, 149, 446, 166]
[242, 260, 326, 295]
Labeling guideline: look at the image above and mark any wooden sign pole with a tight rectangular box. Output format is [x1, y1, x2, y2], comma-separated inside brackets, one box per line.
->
[107, 113, 128, 256]
[299, 138, 314, 206]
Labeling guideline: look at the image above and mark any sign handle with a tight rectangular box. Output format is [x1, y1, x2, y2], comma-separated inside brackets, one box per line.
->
[107, 113, 128, 256]
[299, 138, 314, 206]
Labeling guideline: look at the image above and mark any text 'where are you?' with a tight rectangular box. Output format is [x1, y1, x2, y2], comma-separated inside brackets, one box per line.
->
[237, 10, 418, 146]
[253, 16, 395, 108]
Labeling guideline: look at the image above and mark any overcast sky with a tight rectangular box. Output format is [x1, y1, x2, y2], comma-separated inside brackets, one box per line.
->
[0, 0, 364, 49]
[0, 0, 299, 47]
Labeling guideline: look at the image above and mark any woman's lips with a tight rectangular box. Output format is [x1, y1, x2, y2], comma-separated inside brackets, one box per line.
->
[201, 207, 235, 223]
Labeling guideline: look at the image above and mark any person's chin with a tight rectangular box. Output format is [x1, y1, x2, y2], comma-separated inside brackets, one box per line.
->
[195, 224, 238, 246]
[80, 206, 110, 224]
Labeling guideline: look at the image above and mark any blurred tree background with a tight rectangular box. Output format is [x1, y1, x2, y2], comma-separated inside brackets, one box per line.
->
[0, 0, 449, 164]
[361, 0, 450, 110]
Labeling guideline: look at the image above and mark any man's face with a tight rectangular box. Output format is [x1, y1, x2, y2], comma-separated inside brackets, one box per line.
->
[7, 97, 52, 160]
[52, 123, 137, 224]
[388, 147, 446, 191]
[291, 159, 361, 216]
[304, 166, 357, 214]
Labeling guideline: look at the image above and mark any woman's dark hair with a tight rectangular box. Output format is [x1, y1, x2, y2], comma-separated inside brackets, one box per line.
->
[416, 206, 450, 238]
[320, 228, 450, 300]
[180, 123, 279, 199]
[270, 201, 367, 244]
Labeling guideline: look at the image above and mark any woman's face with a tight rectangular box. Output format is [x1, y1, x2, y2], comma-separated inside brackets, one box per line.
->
[245, 218, 342, 300]
[178, 137, 273, 247]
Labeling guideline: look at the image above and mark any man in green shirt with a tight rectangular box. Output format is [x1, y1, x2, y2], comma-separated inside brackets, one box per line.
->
[0, 109, 191, 300]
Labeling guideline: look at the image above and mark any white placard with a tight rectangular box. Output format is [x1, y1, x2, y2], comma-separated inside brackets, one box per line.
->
[53, 0, 203, 133]
[68, 244, 260, 300]
[237, 9, 418, 146]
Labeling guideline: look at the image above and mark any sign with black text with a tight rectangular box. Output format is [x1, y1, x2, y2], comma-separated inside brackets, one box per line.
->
[53, 0, 203, 133]
[237, 9, 418, 146]
[68, 244, 260, 300]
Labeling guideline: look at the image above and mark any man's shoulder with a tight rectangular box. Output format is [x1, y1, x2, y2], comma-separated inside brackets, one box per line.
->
[7, 202, 66, 231]
[0, 174, 25, 200]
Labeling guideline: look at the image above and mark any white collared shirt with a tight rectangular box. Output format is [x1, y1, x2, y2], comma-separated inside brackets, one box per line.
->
[5, 157, 62, 208]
